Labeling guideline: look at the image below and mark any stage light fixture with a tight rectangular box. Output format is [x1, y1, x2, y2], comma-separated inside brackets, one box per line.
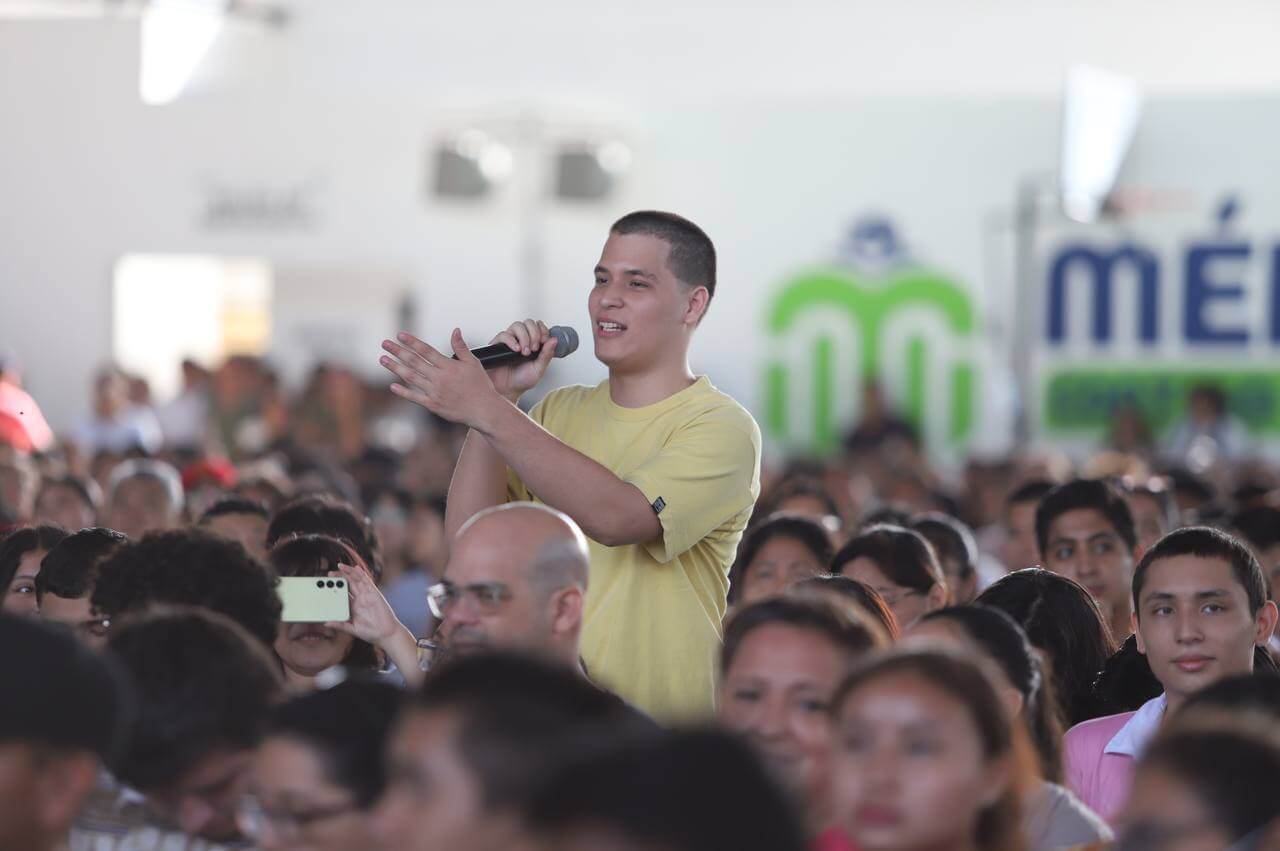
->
[432, 131, 513, 199]
[555, 140, 632, 201]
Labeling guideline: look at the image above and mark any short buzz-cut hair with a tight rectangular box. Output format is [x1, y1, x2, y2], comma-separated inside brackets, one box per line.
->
[1133, 526, 1268, 617]
[610, 211, 716, 301]
[199, 497, 269, 524]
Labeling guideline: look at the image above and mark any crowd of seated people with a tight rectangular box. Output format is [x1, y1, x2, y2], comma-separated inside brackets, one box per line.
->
[2, 358, 1279, 851]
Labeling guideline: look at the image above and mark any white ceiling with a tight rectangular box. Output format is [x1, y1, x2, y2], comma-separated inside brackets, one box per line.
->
[5, 0, 1280, 104]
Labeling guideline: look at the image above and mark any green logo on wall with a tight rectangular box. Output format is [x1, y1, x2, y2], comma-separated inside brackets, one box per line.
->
[764, 220, 977, 453]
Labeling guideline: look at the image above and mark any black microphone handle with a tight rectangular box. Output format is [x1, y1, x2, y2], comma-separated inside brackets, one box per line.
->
[464, 343, 541, 370]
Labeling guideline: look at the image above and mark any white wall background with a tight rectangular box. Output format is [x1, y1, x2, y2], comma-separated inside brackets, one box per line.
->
[3, 0, 1280, 444]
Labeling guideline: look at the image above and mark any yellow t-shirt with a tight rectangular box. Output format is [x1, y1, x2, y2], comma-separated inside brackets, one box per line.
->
[507, 376, 761, 721]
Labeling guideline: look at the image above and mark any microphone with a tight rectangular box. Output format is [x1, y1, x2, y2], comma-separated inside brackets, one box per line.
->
[456, 325, 579, 369]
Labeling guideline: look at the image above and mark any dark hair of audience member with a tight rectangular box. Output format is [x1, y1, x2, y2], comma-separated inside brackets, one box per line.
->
[1177, 672, 1280, 724]
[976, 568, 1115, 725]
[832, 649, 1030, 851]
[793, 574, 901, 640]
[413, 652, 654, 810]
[35, 474, 102, 520]
[1092, 634, 1166, 714]
[107, 607, 284, 792]
[859, 505, 913, 530]
[722, 593, 887, 673]
[233, 477, 290, 513]
[1006, 479, 1055, 510]
[269, 534, 379, 670]
[912, 512, 978, 582]
[198, 496, 270, 524]
[525, 728, 808, 851]
[729, 513, 835, 603]
[264, 678, 402, 808]
[1130, 723, 1280, 846]
[1126, 477, 1177, 524]
[35, 527, 128, 602]
[1167, 468, 1216, 510]
[267, 495, 381, 580]
[91, 529, 282, 648]
[831, 524, 945, 596]
[1132, 526, 1268, 615]
[1034, 479, 1137, 559]
[762, 477, 841, 521]
[1232, 503, 1280, 558]
[0, 525, 68, 600]
[0, 612, 133, 762]
[919, 605, 1065, 782]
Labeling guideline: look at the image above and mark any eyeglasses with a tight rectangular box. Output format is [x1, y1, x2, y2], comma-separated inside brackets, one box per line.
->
[426, 581, 512, 619]
[236, 794, 361, 841]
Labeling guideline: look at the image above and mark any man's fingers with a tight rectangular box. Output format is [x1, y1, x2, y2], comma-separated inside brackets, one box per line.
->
[536, 337, 558, 366]
[509, 322, 532, 355]
[450, 328, 476, 361]
[380, 354, 432, 390]
[522, 319, 544, 352]
[390, 333, 445, 368]
[389, 382, 435, 410]
[536, 320, 550, 344]
[491, 330, 521, 351]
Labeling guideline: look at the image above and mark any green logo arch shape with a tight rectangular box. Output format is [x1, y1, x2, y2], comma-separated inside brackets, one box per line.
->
[764, 268, 976, 452]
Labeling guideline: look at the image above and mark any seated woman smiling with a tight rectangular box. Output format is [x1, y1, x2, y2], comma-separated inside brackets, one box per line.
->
[718, 593, 888, 841]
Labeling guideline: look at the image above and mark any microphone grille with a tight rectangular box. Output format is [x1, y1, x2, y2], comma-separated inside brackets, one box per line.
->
[549, 326, 579, 358]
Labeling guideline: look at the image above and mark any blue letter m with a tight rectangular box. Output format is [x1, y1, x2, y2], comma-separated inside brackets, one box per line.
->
[1047, 244, 1159, 344]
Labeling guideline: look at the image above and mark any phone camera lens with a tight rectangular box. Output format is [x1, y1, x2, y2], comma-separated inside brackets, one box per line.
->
[326, 580, 336, 588]
[315, 580, 325, 588]
[336, 580, 345, 588]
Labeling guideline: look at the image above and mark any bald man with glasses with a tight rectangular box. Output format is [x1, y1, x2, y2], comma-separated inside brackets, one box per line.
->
[428, 502, 588, 669]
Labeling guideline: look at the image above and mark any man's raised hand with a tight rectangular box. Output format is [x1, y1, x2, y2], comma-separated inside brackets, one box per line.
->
[380, 325, 555, 428]
[486, 318, 557, 401]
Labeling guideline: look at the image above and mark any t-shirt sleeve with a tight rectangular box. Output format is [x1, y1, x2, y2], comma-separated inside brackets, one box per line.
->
[624, 408, 760, 564]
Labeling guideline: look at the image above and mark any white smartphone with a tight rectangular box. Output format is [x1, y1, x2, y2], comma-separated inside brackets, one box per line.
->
[278, 577, 351, 623]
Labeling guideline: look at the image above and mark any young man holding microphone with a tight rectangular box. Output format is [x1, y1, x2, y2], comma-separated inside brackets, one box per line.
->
[381, 211, 761, 720]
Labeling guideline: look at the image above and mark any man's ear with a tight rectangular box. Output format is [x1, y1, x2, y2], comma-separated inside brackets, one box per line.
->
[1254, 600, 1279, 646]
[1132, 611, 1145, 654]
[683, 286, 710, 327]
[550, 587, 584, 637]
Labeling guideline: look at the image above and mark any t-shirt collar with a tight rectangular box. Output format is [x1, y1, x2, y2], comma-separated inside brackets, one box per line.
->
[1104, 693, 1168, 758]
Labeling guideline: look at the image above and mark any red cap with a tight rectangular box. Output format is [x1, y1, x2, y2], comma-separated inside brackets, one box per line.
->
[181, 458, 238, 490]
